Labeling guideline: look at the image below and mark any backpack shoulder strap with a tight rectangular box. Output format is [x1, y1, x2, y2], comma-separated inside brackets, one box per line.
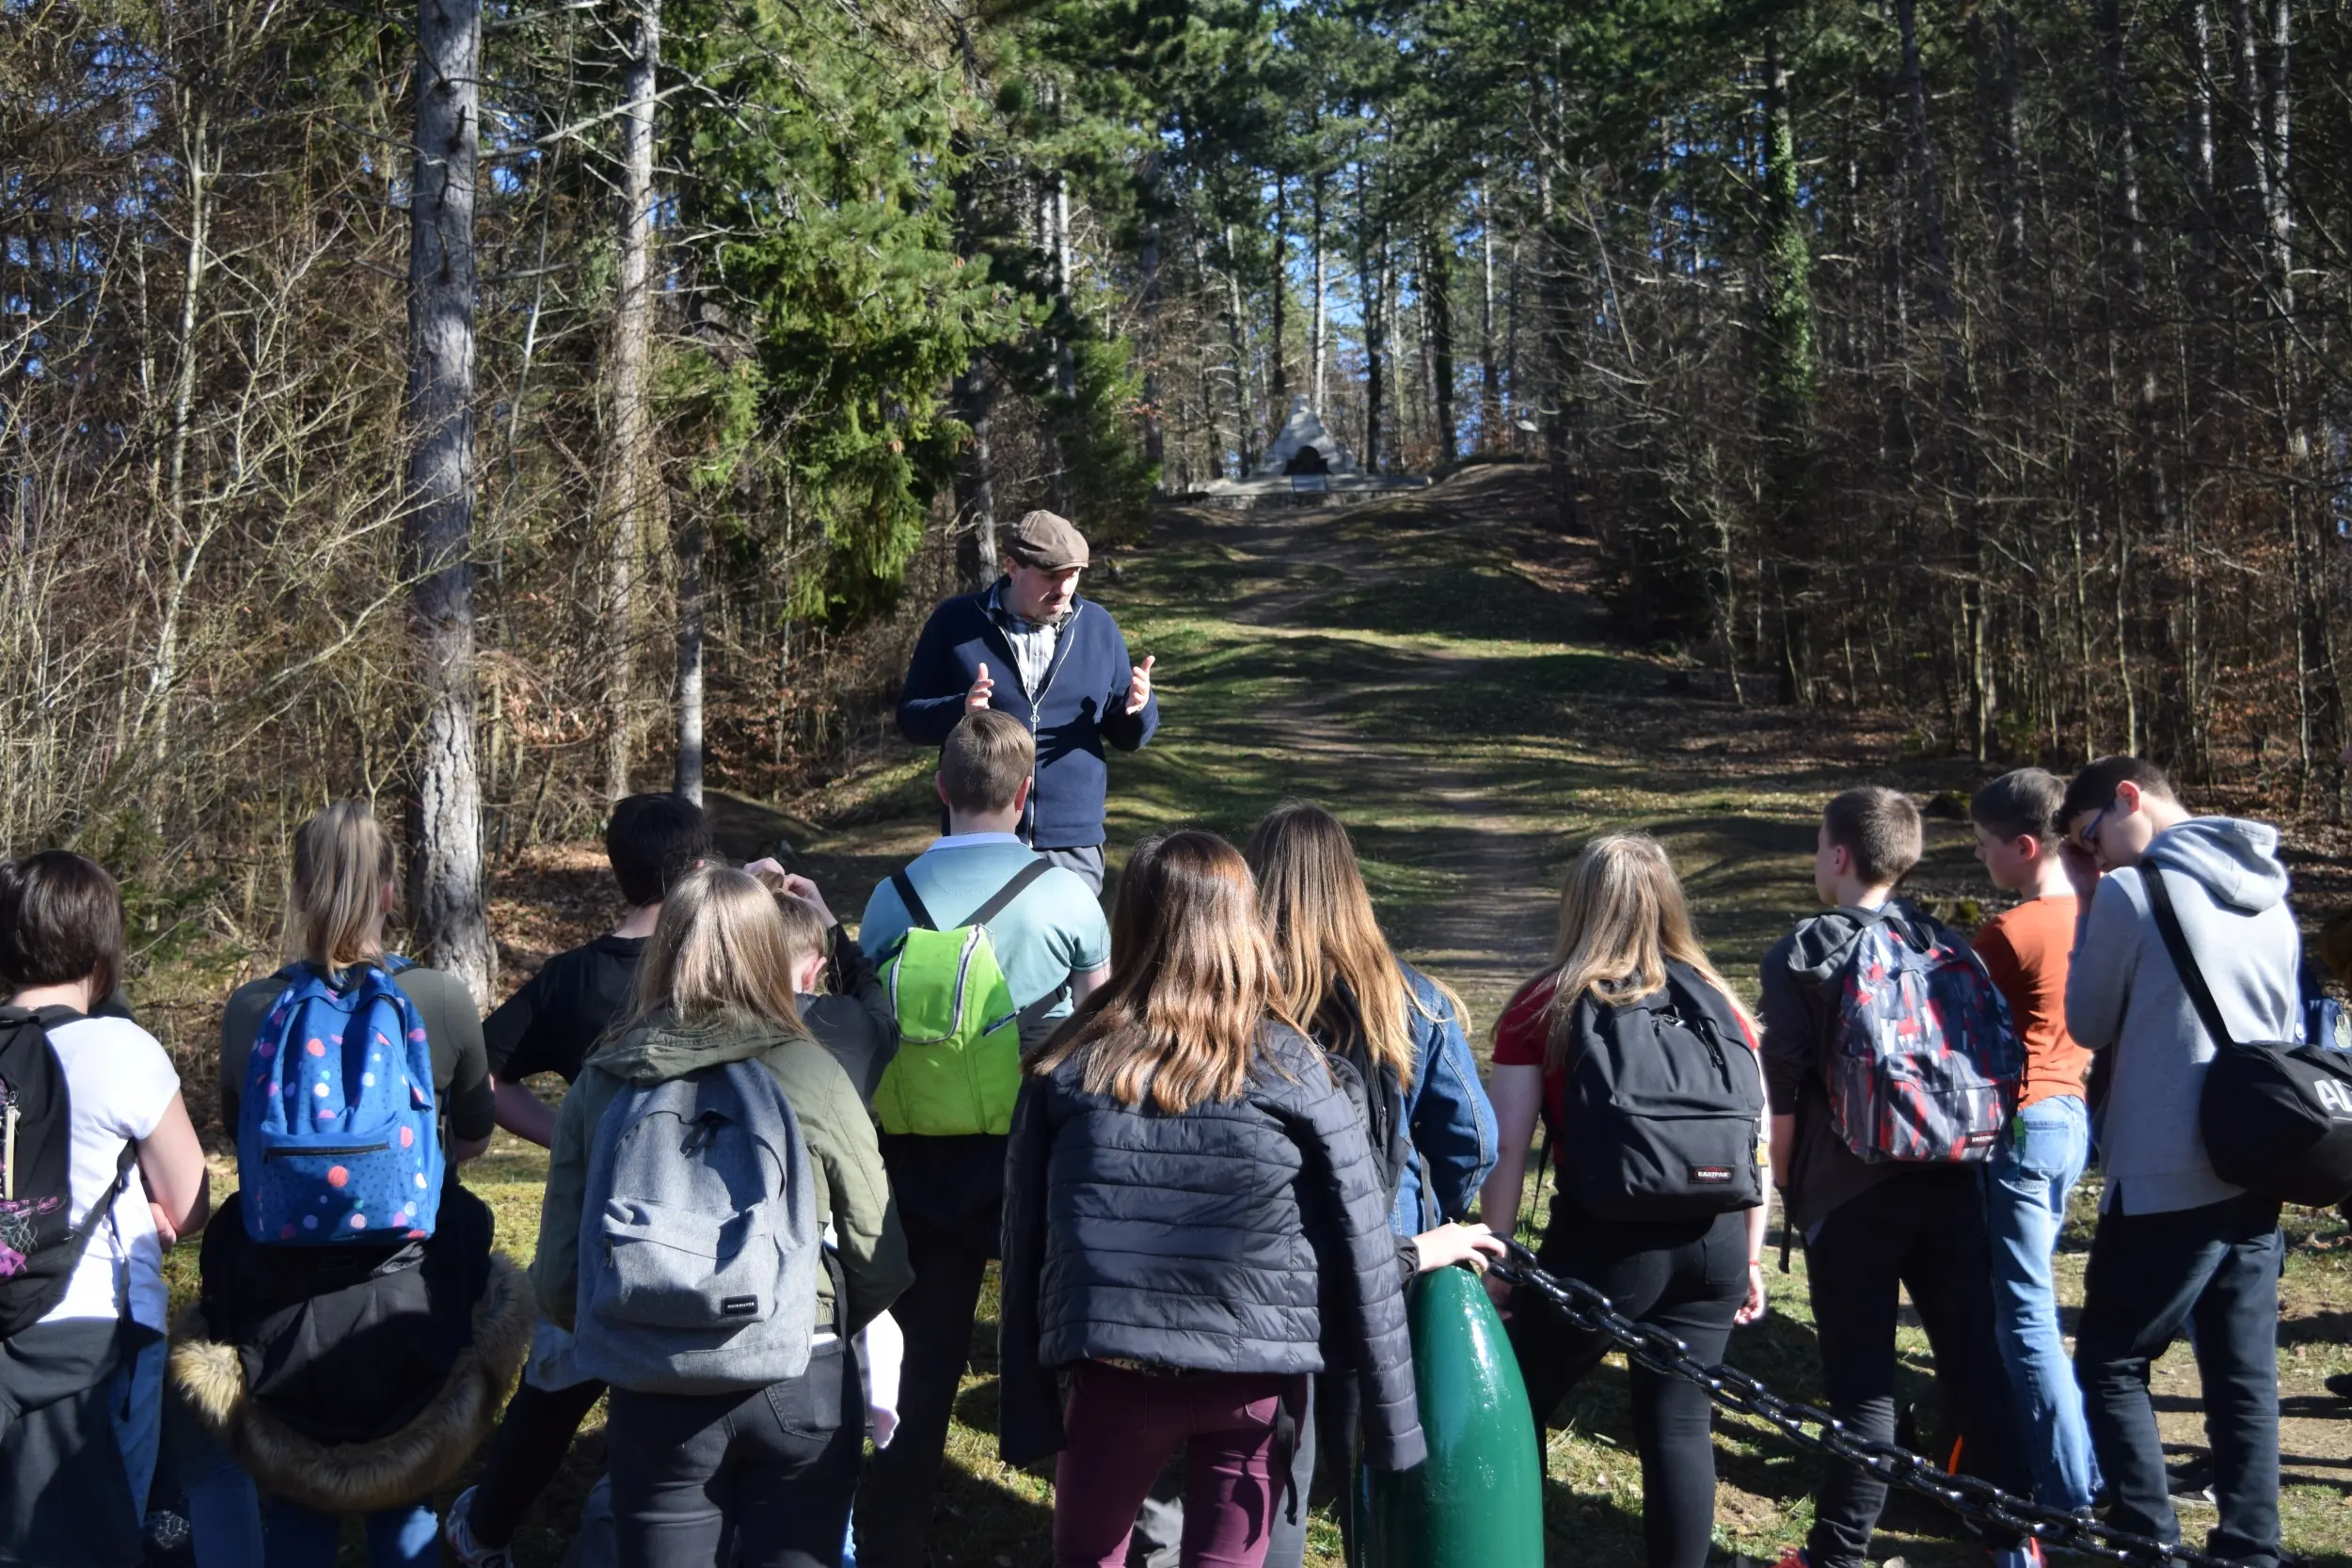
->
[891, 870, 940, 934]
[2142, 866, 2239, 1053]
[966, 859, 1054, 931]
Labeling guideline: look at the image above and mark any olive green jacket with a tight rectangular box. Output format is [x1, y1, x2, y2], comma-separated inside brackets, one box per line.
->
[531, 1012, 912, 1338]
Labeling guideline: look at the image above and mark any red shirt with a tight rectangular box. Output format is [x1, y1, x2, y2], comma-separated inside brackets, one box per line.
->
[1492, 976, 1569, 1145]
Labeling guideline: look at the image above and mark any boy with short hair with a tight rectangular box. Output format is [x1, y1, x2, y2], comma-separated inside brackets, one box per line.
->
[853, 710, 1111, 1568]
[1761, 787, 2035, 1568]
[2060, 756, 2295, 1568]
[1970, 768, 2100, 1513]
[444, 792, 708, 1568]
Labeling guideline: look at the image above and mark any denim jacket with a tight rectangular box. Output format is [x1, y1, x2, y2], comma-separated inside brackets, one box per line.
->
[1390, 966, 1500, 1235]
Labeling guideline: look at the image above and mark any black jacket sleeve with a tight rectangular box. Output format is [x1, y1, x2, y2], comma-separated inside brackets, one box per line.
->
[997, 1077, 1064, 1467]
[1293, 1069, 1427, 1473]
[1757, 933, 1816, 1117]
[831, 925, 898, 1072]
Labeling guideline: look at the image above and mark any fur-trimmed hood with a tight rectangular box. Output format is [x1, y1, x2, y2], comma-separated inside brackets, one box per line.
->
[171, 1252, 532, 1515]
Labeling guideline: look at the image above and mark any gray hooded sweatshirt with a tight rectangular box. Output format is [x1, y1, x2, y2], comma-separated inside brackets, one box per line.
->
[2064, 816, 2302, 1215]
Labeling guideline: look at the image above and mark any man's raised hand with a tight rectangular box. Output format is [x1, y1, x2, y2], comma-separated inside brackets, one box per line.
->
[966, 661, 994, 712]
[1125, 655, 1155, 717]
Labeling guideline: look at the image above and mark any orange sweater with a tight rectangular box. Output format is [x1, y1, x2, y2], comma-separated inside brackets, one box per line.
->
[1974, 895, 2091, 1109]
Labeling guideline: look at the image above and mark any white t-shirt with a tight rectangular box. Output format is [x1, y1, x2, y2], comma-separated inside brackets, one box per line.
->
[37, 1015, 181, 1333]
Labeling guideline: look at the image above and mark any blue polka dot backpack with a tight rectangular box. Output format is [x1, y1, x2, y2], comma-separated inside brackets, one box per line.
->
[236, 958, 444, 1243]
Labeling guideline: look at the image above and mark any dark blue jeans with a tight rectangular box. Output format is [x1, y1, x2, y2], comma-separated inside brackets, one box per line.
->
[2074, 1192, 2281, 1568]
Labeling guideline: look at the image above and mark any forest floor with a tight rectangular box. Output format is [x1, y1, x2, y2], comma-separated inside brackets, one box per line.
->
[165, 462, 2352, 1564]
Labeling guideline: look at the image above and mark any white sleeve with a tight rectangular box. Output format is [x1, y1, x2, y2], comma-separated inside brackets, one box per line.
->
[79, 1018, 182, 1140]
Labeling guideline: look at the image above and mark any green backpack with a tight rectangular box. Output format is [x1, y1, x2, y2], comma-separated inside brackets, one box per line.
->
[874, 860, 1055, 1137]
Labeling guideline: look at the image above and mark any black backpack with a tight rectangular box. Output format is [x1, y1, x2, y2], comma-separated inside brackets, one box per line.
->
[2144, 869, 2352, 1207]
[0, 1005, 135, 1338]
[1558, 968, 1766, 1223]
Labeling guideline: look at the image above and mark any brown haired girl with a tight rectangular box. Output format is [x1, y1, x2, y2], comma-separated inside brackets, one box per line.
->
[997, 831, 1430, 1568]
[1480, 833, 1770, 1568]
[0, 851, 210, 1567]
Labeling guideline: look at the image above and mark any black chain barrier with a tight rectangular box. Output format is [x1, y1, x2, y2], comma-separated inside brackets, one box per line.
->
[1494, 1239, 2228, 1568]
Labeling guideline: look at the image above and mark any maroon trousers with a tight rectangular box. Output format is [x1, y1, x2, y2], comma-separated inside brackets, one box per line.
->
[1050, 1362, 1302, 1568]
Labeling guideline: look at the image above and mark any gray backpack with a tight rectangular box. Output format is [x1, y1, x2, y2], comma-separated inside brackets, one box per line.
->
[572, 1059, 821, 1395]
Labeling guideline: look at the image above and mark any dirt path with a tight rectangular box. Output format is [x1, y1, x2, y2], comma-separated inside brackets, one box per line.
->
[1198, 499, 1562, 1012]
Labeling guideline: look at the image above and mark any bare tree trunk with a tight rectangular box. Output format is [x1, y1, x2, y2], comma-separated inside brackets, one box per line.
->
[1041, 158, 1073, 509]
[953, 358, 998, 585]
[604, 0, 659, 802]
[1478, 177, 1501, 445]
[1136, 153, 1166, 477]
[141, 103, 212, 762]
[2263, 0, 2293, 308]
[1311, 171, 1327, 409]
[1267, 178, 1287, 417]
[405, 0, 492, 1004]
[1899, 0, 1989, 749]
[1221, 223, 1258, 469]
[1426, 232, 1457, 466]
[1503, 235, 1522, 445]
[1358, 169, 1385, 472]
[674, 504, 704, 804]
[1535, 150, 1574, 530]
[2097, 0, 2149, 300]
[1187, 228, 1229, 479]
[2185, 0, 2220, 289]
[2229, 0, 2268, 244]
[1053, 171, 1077, 397]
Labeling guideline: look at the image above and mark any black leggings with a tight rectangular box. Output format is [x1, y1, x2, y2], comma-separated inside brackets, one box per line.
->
[1506, 1196, 1749, 1568]
[467, 1375, 610, 1547]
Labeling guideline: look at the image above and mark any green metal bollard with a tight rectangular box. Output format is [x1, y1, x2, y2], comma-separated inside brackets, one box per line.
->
[1359, 1263, 1546, 1567]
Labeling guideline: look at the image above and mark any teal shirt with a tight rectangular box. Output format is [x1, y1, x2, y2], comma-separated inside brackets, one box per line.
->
[857, 835, 1110, 1022]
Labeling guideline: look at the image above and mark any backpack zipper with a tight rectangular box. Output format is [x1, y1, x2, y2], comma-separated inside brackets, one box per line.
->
[263, 1141, 390, 1160]
[1661, 1005, 1735, 1086]
[3, 1083, 17, 1200]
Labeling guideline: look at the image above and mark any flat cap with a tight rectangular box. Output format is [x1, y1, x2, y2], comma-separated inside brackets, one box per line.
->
[1006, 510, 1089, 570]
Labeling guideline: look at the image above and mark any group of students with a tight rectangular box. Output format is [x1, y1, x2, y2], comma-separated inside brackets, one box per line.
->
[1475, 757, 2298, 1568]
[0, 721, 2307, 1568]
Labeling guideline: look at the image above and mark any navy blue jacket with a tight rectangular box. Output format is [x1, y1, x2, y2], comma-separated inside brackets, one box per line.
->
[896, 586, 1159, 849]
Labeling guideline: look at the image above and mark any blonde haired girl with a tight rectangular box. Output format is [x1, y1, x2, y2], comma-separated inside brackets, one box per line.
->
[1480, 833, 1770, 1568]
[532, 866, 910, 1566]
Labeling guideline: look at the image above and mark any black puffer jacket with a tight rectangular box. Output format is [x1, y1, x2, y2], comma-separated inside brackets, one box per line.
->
[997, 1022, 1425, 1472]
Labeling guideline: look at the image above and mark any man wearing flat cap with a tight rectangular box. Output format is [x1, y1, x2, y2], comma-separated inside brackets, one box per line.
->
[894, 510, 1158, 892]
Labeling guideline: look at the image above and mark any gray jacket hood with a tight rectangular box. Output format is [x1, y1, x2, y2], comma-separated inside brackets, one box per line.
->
[2141, 817, 2290, 915]
[1782, 900, 1938, 988]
